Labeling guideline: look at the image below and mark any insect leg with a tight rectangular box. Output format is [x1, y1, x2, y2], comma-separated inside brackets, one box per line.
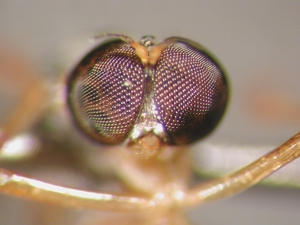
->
[183, 132, 300, 206]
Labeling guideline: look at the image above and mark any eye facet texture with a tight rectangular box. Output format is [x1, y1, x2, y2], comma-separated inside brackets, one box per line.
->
[67, 36, 228, 146]
[68, 40, 145, 144]
[153, 39, 228, 144]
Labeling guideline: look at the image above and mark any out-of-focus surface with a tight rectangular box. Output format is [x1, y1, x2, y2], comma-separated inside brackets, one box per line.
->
[0, 1, 300, 225]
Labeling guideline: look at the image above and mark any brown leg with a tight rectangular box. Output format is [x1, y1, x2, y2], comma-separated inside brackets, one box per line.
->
[0, 45, 50, 149]
[0, 79, 50, 147]
[184, 132, 300, 207]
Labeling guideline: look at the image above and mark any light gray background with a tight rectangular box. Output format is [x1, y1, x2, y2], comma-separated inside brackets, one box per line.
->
[0, 1, 300, 225]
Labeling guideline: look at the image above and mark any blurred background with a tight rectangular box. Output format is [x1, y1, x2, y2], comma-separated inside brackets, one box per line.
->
[0, 1, 300, 225]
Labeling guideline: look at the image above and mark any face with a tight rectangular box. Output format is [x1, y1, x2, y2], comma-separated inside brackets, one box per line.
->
[67, 35, 228, 151]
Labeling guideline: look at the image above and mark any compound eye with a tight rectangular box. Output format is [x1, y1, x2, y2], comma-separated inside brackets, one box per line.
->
[67, 39, 145, 144]
[154, 38, 228, 145]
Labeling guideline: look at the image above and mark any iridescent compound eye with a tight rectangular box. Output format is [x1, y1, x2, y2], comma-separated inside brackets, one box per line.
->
[67, 34, 228, 146]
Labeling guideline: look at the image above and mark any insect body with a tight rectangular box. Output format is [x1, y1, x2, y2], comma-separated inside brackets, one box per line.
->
[0, 34, 300, 225]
